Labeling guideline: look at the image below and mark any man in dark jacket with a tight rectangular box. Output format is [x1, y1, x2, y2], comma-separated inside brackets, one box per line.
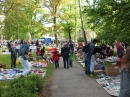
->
[84, 39, 98, 75]
[10, 43, 17, 68]
[61, 44, 70, 69]
[7, 40, 11, 52]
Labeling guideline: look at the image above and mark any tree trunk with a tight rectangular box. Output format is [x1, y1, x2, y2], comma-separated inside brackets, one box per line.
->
[78, 0, 87, 44]
[54, 6, 58, 47]
[74, 0, 77, 41]
[69, 31, 71, 41]
[54, 16, 58, 47]
[30, 32, 34, 40]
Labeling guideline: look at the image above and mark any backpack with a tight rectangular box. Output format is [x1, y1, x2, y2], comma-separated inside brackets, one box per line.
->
[82, 43, 91, 53]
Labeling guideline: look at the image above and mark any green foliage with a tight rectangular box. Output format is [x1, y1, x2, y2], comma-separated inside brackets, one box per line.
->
[2, 0, 48, 40]
[0, 86, 3, 97]
[83, 0, 130, 45]
[1, 0, 83, 40]
[61, 22, 75, 40]
[77, 37, 84, 42]
[59, 1, 81, 40]
[103, 62, 113, 66]
[2, 75, 43, 97]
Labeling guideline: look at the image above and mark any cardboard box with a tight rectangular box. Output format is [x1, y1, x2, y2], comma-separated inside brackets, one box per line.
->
[94, 70, 104, 74]
[0, 64, 6, 69]
[105, 65, 120, 76]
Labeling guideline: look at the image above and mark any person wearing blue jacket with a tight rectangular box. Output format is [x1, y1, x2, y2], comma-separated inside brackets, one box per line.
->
[18, 40, 30, 77]
[84, 39, 98, 76]
[119, 47, 130, 97]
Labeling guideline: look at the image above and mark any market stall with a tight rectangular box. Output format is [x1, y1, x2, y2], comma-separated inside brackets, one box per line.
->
[95, 57, 121, 97]
[0, 60, 49, 80]
[76, 55, 121, 97]
[0, 68, 46, 80]
[48, 47, 57, 53]
[96, 76, 120, 97]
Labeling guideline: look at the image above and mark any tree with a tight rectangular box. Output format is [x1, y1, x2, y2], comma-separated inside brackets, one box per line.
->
[2, 0, 47, 40]
[83, 0, 130, 44]
[61, 22, 75, 41]
[78, 0, 87, 44]
[43, 0, 67, 46]
[59, 1, 81, 41]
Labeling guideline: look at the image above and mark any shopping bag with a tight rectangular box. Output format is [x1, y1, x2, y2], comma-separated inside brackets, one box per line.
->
[90, 55, 95, 72]
[16, 58, 20, 64]
[22, 52, 29, 60]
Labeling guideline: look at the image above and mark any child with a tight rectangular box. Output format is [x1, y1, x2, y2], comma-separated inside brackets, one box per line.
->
[52, 50, 60, 68]
[36, 48, 41, 56]
[69, 50, 74, 67]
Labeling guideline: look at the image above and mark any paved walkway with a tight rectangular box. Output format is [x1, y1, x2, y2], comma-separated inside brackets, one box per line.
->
[51, 58, 111, 97]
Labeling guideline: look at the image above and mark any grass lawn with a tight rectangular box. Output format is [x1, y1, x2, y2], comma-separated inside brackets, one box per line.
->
[0, 54, 11, 87]
[0, 54, 23, 69]
[0, 54, 11, 69]
[0, 53, 54, 93]
[0, 54, 23, 87]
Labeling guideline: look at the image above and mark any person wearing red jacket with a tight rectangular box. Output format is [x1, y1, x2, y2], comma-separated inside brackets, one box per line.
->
[52, 50, 60, 68]
[36, 48, 41, 56]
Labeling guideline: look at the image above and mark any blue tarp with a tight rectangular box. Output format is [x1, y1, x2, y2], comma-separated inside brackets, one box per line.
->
[45, 38, 51, 44]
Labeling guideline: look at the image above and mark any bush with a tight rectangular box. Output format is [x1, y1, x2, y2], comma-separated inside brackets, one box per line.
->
[77, 37, 84, 42]
[0, 86, 3, 97]
[2, 75, 43, 97]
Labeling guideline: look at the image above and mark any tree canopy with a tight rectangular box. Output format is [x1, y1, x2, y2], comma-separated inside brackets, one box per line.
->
[83, 0, 130, 44]
[0, 0, 130, 45]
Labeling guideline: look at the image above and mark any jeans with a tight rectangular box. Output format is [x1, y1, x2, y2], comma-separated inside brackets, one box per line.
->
[84, 53, 91, 75]
[11, 55, 16, 68]
[63, 58, 69, 68]
[70, 47, 74, 53]
[69, 60, 73, 67]
[54, 61, 59, 68]
[19, 57, 31, 76]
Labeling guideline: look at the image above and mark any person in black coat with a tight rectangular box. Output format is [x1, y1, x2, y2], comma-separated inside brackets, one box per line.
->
[61, 44, 70, 69]
[35, 40, 39, 48]
[10, 43, 17, 68]
[93, 46, 106, 58]
[40, 46, 45, 59]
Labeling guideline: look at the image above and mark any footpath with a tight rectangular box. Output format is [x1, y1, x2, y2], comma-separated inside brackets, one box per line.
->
[51, 58, 111, 97]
